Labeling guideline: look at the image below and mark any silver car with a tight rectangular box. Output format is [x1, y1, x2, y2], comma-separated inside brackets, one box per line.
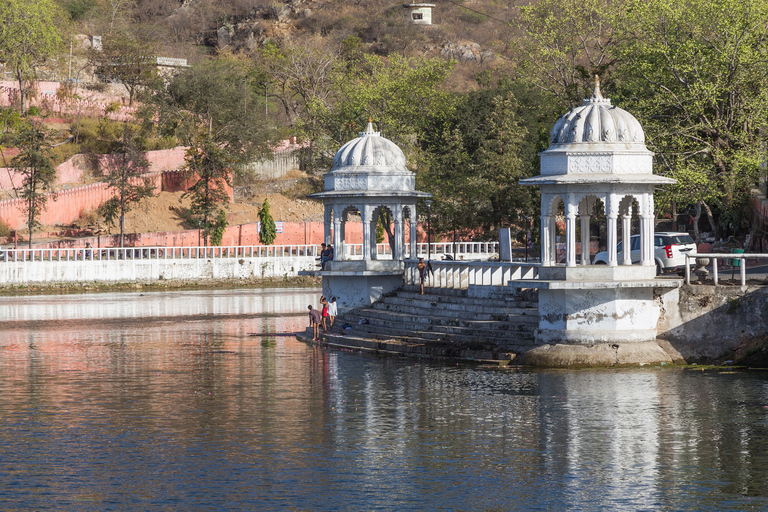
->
[593, 231, 697, 274]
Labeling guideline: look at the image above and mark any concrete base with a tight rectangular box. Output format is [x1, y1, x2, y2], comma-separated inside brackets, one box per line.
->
[516, 341, 675, 367]
[322, 274, 403, 312]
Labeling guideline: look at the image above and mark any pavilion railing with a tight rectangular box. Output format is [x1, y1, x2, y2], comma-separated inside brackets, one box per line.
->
[403, 259, 540, 291]
[684, 253, 768, 286]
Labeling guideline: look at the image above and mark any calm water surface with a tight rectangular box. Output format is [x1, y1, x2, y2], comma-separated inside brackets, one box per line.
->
[0, 288, 767, 511]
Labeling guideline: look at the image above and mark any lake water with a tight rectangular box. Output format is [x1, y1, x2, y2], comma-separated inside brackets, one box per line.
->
[0, 288, 767, 511]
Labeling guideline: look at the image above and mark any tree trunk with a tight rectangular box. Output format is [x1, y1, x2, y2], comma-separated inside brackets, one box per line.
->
[692, 202, 702, 243]
[119, 214, 124, 248]
[701, 201, 718, 235]
[671, 200, 678, 231]
[378, 210, 395, 255]
[16, 69, 26, 115]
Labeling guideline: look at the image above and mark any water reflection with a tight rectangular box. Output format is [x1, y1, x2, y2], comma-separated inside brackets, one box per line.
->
[0, 289, 767, 510]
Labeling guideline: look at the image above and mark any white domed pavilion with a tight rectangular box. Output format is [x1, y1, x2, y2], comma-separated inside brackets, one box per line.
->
[515, 77, 680, 366]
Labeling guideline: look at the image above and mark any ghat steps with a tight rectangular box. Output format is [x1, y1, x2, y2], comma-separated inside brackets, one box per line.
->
[321, 288, 540, 362]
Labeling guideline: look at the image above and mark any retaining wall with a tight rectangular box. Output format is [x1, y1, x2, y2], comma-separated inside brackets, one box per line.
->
[0, 255, 318, 285]
[657, 285, 768, 362]
[0, 148, 188, 190]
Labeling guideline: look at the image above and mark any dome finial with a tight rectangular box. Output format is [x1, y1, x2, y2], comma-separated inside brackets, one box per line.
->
[592, 75, 604, 101]
[365, 117, 375, 135]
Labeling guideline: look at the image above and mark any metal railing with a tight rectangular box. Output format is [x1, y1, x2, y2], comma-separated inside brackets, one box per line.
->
[404, 259, 539, 290]
[0, 242, 499, 263]
[684, 253, 768, 286]
[0, 245, 321, 262]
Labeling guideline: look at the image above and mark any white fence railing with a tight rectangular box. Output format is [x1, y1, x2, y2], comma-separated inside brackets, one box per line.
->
[0, 242, 498, 263]
[404, 260, 539, 290]
[684, 253, 768, 286]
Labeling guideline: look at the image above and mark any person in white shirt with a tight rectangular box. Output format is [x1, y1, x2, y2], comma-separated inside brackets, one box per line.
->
[328, 296, 338, 330]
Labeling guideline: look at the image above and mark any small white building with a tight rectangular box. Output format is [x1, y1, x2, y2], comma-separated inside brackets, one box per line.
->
[515, 77, 680, 367]
[303, 121, 431, 311]
[403, 3, 435, 25]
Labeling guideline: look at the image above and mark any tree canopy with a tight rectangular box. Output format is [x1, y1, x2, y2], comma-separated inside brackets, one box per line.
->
[0, 0, 64, 114]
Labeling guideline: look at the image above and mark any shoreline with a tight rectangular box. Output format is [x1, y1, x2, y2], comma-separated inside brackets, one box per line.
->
[0, 275, 321, 296]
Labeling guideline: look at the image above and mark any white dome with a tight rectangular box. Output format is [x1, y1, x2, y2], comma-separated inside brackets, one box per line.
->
[331, 121, 407, 172]
[325, 121, 415, 193]
[549, 79, 645, 145]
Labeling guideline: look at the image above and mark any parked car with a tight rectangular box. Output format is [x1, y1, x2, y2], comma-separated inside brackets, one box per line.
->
[593, 231, 697, 274]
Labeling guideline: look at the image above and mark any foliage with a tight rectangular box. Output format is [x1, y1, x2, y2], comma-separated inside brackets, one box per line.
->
[150, 55, 276, 168]
[91, 32, 158, 106]
[183, 135, 232, 246]
[258, 197, 277, 245]
[0, 218, 11, 238]
[98, 126, 154, 247]
[419, 80, 555, 237]
[11, 122, 57, 248]
[611, 0, 768, 235]
[0, 0, 65, 114]
[514, 0, 617, 108]
[62, 0, 98, 20]
[261, 44, 455, 174]
[210, 209, 227, 246]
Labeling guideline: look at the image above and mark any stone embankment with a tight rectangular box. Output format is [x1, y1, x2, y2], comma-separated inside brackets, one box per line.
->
[302, 288, 538, 365]
[300, 283, 768, 367]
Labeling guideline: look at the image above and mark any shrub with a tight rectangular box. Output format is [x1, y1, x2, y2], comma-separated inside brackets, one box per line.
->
[0, 218, 11, 238]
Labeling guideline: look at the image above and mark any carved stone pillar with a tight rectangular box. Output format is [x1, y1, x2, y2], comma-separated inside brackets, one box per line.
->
[621, 214, 632, 265]
[565, 201, 577, 267]
[361, 205, 372, 261]
[393, 207, 403, 260]
[580, 215, 591, 265]
[324, 205, 332, 246]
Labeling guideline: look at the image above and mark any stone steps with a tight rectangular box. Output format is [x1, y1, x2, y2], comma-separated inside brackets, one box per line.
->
[332, 288, 540, 349]
[371, 299, 536, 319]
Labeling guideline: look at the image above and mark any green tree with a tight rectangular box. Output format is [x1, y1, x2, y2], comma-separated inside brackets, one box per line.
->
[99, 127, 155, 247]
[209, 209, 227, 246]
[11, 122, 56, 248]
[514, 0, 617, 107]
[0, 0, 64, 114]
[152, 55, 275, 167]
[613, 0, 768, 235]
[258, 197, 277, 245]
[183, 136, 232, 246]
[92, 32, 158, 106]
[419, 81, 555, 237]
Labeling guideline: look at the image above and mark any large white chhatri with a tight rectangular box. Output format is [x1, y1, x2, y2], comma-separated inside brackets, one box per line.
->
[515, 77, 679, 366]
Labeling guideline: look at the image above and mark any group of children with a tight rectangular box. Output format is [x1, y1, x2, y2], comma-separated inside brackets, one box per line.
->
[307, 295, 337, 341]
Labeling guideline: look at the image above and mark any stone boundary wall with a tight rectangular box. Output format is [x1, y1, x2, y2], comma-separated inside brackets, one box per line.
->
[27, 221, 366, 249]
[244, 148, 300, 180]
[0, 255, 319, 286]
[0, 148, 187, 190]
[657, 285, 768, 362]
[0, 81, 135, 121]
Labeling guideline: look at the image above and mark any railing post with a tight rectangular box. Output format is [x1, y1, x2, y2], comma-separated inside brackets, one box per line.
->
[685, 254, 691, 284]
[713, 257, 719, 285]
[741, 256, 746, 286]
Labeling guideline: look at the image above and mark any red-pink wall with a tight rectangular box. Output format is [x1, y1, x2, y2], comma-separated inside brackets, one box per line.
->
[0, 148, 187, 191]
[28, 221, 431, 250]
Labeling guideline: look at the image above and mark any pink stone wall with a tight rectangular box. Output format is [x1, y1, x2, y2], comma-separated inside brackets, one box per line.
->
[0, 148, 188, 191]
[0, 81, 136, 121]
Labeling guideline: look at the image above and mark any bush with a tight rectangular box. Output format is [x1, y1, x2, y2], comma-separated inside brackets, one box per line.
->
[26, 105, 40, 116]
[49, 143, 81, 165]
[0, 218, 11, 238]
